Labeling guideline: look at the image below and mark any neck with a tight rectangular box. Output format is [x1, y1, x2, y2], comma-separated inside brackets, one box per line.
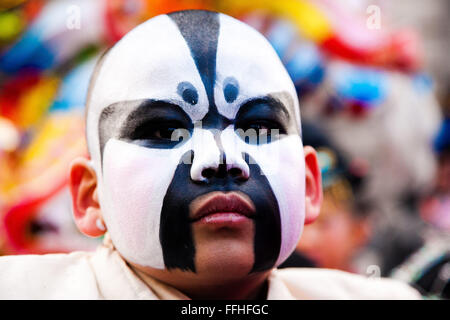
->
[130, 263, 271, 300]
[184, 274, 270, 300]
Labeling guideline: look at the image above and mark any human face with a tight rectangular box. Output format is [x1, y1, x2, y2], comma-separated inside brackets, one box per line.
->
[86, 11, 305, 273]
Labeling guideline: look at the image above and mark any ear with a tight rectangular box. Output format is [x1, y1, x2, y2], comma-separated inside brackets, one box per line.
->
[303, 146, 323, 225]
[69, 157, 106, 237]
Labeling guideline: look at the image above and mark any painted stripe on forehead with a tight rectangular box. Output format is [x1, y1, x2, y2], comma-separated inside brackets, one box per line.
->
[168, 10, 220, 106]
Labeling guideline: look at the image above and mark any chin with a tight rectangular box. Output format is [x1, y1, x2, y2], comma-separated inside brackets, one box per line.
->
[194, 239, 256, 280]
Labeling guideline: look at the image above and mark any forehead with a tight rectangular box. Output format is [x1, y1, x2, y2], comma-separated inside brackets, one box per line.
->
[86, 11, 301, 163]
[89, 13, 298, 118]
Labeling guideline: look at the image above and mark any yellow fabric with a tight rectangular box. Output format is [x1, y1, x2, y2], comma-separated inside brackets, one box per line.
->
[0, 236, 421, 299]
[0, 0, 27, 11]
[217, 0, 332, 42]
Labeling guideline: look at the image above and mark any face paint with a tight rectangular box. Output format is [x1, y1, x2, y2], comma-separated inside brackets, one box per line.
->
[86, 10, 304, 272]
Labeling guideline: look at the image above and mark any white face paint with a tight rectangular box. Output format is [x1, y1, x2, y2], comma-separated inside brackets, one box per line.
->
[86, 11, 305, 270]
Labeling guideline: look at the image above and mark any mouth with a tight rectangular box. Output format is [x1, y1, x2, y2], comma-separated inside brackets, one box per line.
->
[189, 191, 256, 226]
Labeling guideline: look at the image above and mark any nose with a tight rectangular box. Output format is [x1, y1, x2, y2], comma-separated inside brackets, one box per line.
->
[198, 155, 249, 181]
[190, 128, 249, 182]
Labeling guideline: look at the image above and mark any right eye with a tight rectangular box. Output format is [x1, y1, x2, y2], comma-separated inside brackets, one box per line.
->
[132, 121, 188, 142]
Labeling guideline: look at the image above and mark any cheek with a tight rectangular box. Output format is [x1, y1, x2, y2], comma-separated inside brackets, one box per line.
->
[99, 139, 180, 268]
[242, 135, 306, 266]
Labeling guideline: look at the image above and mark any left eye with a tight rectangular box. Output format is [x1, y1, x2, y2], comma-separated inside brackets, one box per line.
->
[235, 120, 285, 145]
[239, 120, 282, 135]
[246, 123, 270, 134]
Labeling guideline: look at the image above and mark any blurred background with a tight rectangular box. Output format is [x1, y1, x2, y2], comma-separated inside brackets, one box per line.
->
[0, 0, 448, 298]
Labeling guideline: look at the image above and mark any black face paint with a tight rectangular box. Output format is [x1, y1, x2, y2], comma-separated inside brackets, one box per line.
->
[234, 96, 292, 145]
[169, 10, 219, 106]
[99, 100, 193, 159]
[177, 81, 198, 105]
[268, 91, 301, 137]
[159, 151, 281, 272]
[223, 77, 239, 103]
[169, 10, 230, 131]
[90, 10, 306, 274]
[98, 94, 295, 165]
[98, 96, 291, 272]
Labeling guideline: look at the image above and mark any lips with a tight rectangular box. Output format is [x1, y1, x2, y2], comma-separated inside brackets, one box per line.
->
[189, 191, 256, 222]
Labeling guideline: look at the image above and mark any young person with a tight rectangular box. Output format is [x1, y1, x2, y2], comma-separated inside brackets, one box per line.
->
[0, 10, 420, 299]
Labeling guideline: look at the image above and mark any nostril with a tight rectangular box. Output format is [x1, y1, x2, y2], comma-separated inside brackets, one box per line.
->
[201, 168, 216, 179]
[228, 167, 243, 178]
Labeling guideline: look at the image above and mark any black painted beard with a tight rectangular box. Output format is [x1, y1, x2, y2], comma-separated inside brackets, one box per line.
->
[159, 151, 282, 273]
